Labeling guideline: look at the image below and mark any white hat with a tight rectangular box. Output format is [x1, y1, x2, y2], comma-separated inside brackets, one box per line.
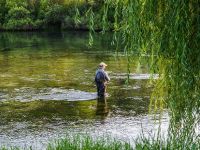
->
[99, 62, 108, 67]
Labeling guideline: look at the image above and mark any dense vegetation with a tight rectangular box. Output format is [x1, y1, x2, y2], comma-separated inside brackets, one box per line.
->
[0, 0, 113, 31]
[91, 0, 200, 149]
[0, 0, 199, 149]
[83, 0, 200, 149]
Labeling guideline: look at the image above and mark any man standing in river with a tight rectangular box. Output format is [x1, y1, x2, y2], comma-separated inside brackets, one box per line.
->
[95, 62, 110, 97]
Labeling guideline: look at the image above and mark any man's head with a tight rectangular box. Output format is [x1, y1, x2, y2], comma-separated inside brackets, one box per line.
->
[99, 62, 107, 69]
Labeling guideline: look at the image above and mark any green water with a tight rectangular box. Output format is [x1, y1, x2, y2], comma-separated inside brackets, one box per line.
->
[0, 32, 167, 149]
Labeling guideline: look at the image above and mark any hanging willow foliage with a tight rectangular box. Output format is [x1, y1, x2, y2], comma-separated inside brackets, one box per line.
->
[75, 0, 200, 148]
[82, 0, 200, 117]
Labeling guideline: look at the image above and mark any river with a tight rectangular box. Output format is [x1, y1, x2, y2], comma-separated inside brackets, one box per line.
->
[0, 31, 168, 149]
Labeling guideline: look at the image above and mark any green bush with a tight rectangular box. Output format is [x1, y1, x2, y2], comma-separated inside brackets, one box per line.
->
[0, 0, 112, 30]
[7, 6, 30, 19]
[4, 6, 34, 30]
[0, 0, 7, 25]
[45, 4, 65, 24]
[5, 18, 34, 30]
[33, 19, 44, 28]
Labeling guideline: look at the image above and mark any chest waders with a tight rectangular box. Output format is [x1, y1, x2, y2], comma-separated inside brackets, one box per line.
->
[95, 71, 106, 97]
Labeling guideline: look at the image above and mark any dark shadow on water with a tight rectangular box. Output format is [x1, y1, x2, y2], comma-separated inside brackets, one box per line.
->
[96, 97, 109, 122]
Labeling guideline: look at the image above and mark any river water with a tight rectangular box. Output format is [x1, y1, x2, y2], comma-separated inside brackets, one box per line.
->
[0, 31, 168, 149]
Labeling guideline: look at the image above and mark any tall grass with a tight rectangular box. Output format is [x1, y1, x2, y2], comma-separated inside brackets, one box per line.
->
[0, 147, 20, 150]
[1, 131, 199, 150]
[47, 134, 200, 150]
[47, 134, 132, 150]
[135, 137, 200, 150]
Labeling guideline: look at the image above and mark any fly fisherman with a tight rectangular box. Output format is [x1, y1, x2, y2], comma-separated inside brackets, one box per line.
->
[95, 62, 110, 97]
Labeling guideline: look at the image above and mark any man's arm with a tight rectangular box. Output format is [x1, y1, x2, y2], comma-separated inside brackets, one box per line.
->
[104, 72, 110, 82]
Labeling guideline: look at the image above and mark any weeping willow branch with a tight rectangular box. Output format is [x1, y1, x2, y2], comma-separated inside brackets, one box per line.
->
[78, 0, 200, 147]
[83, 0, 200, 116]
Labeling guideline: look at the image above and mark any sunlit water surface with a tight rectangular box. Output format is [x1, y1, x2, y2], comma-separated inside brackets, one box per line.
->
[0, 32, 168, 149]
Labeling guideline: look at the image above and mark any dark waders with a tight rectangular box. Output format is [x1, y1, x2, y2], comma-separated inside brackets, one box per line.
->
[96, 81, 106, 97]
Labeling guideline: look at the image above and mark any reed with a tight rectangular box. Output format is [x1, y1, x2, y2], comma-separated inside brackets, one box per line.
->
[47, 134, 132, 150]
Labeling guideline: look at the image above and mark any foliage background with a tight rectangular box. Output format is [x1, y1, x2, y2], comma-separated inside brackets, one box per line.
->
[0, 0, 113, 30]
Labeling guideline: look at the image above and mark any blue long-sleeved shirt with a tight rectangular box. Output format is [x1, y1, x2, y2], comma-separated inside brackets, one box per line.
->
[95, 68, 110, 83]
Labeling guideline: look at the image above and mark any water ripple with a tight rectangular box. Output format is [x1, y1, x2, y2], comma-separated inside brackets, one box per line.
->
[1, 88, 97, 102]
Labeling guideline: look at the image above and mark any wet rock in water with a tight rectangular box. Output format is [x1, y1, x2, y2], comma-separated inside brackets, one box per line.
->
[112, 73, 159, 80]
[0, 92, 3, 100]
[6, 88, 97, 102]
[121, 85, 141, 90]
[0, 91, 8, 101]
[34, 89, 97, 101]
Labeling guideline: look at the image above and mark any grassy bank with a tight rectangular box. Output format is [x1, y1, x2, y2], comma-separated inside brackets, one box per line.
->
[47, 135, 132, 150]
[0, 135, 132, 150]
[1, 133, 199, 150]
[135, 137, 200, 150]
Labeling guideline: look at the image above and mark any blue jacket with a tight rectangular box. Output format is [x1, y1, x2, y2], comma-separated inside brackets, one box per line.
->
[95, 68, 110, 83]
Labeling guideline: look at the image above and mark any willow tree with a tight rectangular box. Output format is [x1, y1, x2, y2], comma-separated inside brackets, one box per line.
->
[79, 0, 200, 148]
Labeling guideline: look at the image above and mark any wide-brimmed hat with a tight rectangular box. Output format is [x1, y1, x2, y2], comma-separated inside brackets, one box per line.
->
[99, 62, 107, 67]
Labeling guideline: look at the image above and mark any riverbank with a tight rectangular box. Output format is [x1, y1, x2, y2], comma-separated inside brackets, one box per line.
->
[1, 133, 199, 150]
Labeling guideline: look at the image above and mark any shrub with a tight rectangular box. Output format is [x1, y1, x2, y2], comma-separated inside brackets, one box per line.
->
[4, 6, 34, 30]
[7, 6, 30, 19]
[5, 18, 34, 30]
[45, 4, 65, 24]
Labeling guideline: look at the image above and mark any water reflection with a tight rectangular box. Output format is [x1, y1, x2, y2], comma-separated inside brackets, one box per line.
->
[96, 97, 110, 122]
